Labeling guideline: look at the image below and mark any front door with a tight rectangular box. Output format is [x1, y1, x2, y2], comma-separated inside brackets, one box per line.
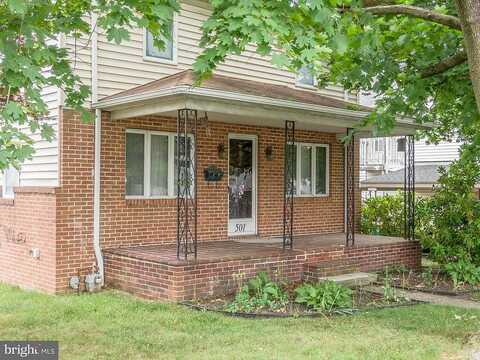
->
[228, 134, 257, 236]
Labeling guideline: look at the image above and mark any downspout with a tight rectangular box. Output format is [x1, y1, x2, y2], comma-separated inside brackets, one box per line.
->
[91, 10, 104, 285]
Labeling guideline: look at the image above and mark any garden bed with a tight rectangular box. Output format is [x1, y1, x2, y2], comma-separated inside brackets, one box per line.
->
[376, 266, 480, 297]
[182, 274, 423, 318]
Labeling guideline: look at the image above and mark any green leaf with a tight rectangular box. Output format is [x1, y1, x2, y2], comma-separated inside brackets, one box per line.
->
[8, 0, 27, 14]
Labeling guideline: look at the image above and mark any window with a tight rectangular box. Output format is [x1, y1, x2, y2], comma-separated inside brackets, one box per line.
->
[2, 166, 19, 198]
[125, 130, 193, 198]
[297, 65, 316, 87]
[289, 143, 329, 196]
[144, 18, 176, 63]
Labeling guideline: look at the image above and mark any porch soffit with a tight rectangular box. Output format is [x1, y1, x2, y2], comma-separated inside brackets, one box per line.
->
[93, 70, 428, 136]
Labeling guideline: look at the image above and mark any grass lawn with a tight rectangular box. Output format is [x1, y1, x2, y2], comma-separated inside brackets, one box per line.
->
[1, 284, 480, 359]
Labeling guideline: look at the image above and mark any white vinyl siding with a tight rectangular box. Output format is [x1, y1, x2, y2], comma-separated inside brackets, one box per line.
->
[14, 36, 61, 189]
[67, 0, 354, 102]
[415, 139, 460, 164]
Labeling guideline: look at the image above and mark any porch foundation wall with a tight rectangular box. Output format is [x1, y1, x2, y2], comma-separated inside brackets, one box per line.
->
[104, 241, 421, 302]
[104, 251, 304, 301]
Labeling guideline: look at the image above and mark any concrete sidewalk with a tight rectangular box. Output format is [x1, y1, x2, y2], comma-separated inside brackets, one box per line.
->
[366, 286, 480, 310]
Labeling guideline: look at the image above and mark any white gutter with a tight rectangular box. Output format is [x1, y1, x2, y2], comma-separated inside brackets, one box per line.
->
[91, 10, 104, 285]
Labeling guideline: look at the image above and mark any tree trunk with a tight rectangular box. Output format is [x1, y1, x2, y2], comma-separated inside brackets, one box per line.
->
[455, 0, 480, 110]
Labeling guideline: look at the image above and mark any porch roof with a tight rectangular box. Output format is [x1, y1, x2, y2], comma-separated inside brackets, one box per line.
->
[93, 69, 427, 136]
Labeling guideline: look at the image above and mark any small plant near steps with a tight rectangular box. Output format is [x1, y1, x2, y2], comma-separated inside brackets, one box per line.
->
[186, 272, 421, 317]
[295, 281, 353, 312]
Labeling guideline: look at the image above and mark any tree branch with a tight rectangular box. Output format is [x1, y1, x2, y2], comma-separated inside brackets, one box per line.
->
[364, 5, 462, 30]
[421, 50, 467, 78]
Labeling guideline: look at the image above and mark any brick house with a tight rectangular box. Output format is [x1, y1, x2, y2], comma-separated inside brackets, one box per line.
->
[0, 1, 423, 300]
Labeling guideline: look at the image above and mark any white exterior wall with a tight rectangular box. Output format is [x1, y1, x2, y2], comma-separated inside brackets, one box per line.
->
[18, 68, 60, 187]
[69, 0, 355, 102]
[2, 40, 61, 191]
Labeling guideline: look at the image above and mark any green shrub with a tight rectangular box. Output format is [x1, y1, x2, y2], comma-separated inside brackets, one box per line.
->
[361, 159, 480, 286]
[361, 193, 405, 237]
[361, 192, 431, 241]
[421, 161, 480, 286]
[227, 272, 289, 312]
[294, 281, 352, 312]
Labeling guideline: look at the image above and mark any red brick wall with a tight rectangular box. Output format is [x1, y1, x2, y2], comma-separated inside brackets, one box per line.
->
[104, 250, 305, 301]
[99, 112, 353, 248]
[54, 109, 360, 291]
[55, 109, 96, 292]
[0, 187, 57, 293]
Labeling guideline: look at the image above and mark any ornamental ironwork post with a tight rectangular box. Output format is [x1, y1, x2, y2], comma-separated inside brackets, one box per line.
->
[177, 109, 198, 260]
[345, 129, 355, 246]
[403, 135, 415, 240]
[283, 120, 295, 250]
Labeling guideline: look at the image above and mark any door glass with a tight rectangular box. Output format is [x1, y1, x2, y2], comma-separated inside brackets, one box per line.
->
[229, 139, 253, 219]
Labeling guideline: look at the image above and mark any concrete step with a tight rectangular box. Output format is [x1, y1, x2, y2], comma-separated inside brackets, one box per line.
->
[317, 272, 378, 287]
[303, 259, 360, 280]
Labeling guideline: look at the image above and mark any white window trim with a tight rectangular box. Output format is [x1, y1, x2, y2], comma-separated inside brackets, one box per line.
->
[125, 129, 193, 199]
[2, 167, 19, 199]
[143, 14, 178, 65]
[294, 142, 329, 198]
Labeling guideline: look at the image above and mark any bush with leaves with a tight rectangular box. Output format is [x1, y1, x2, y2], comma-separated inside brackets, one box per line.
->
[227, 272, 288, 313]
[422, 160, 480, 286]
[361, 191, 431, 241]
[294, 281, 352, 312]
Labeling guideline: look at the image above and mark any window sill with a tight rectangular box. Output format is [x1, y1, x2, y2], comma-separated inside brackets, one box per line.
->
[125, 197, 176, 207]
[295, 82, 318, 91]
[294, 194, 329, 199]
[143, 55, 178, 66]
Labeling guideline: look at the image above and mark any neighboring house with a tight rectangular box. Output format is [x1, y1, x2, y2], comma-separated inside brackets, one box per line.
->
[360, 138, 461, 196]
[358, 92, 461, 196]
[0, 1, 424, 300]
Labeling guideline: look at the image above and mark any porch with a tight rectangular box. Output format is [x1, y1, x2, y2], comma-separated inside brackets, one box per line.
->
[104, 233, 421, 301]
[93, 69, 424, 301]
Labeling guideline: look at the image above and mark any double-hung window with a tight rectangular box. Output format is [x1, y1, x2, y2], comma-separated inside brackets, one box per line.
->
[125, 130, 193, 198]
[144, 17, 176, 64]
[288, 143, 329, 196]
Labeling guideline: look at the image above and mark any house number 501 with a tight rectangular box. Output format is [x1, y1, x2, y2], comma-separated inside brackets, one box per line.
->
[235, 224, 246, 233]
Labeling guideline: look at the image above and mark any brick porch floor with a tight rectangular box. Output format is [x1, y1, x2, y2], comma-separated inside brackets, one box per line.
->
[104, 233, 421, 301]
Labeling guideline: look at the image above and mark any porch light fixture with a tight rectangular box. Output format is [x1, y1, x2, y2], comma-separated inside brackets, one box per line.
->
[265, 145, 274, 160]
[217, 143, 226, 159]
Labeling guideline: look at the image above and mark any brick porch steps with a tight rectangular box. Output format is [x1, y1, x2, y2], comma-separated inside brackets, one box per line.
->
[304, 259, 360, 281]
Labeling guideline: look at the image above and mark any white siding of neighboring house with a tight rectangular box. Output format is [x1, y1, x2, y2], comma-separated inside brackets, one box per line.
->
[415, 139, 460, 164]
